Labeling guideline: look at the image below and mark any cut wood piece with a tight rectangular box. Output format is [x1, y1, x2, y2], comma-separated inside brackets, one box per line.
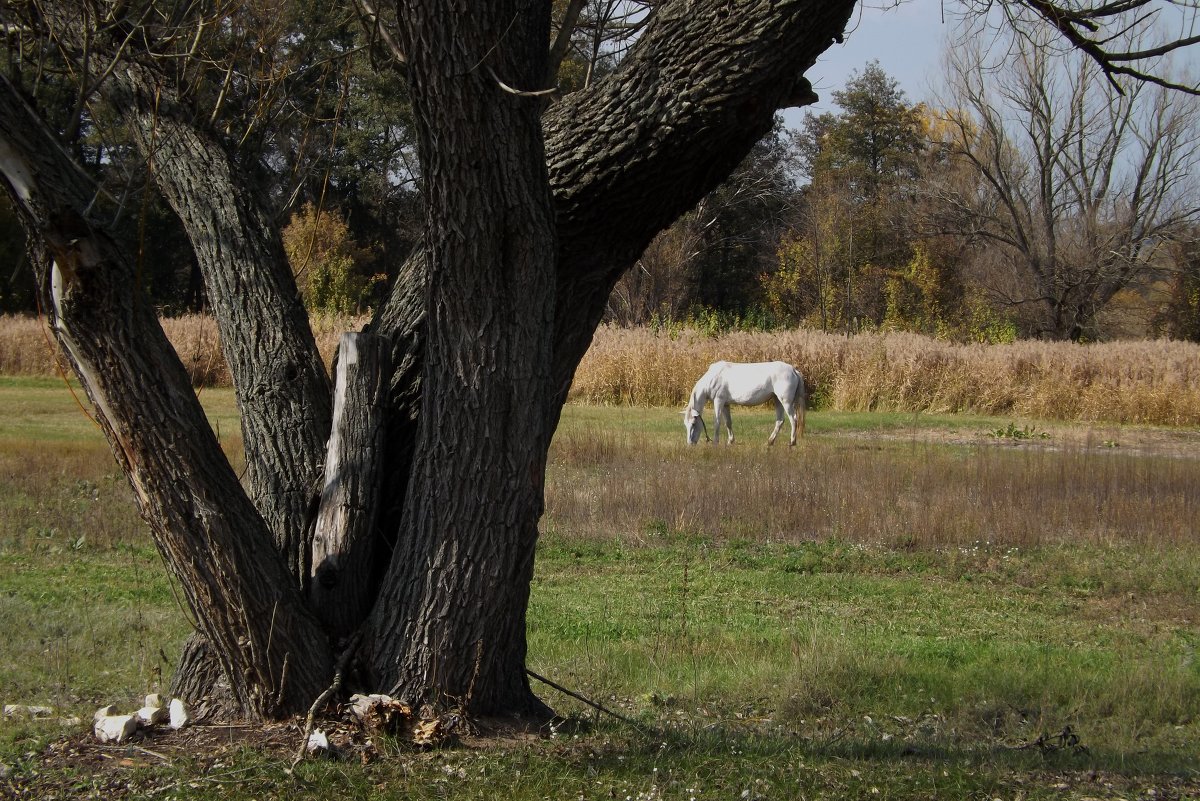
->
[309, 332, 388, 636]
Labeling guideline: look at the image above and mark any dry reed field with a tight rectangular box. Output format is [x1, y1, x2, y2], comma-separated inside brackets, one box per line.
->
[0, 313, 356, 387]
[3, 314, 1199, 425]
[571, 325, 1200, 425]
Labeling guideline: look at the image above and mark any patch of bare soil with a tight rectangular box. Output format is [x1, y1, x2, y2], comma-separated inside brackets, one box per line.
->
[835, 421, 1200, 459]
[2, 722, 298, 800]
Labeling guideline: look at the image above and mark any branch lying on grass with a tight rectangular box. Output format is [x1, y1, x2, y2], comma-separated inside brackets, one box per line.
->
[525, 668, 654, 735]
[291, 631, 363, 768]
[1010, 725, 1088, 754]
[98, 743, 173, 764]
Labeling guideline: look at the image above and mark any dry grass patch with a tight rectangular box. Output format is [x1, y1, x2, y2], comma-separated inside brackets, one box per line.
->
[546, 410, 1200, 553]
[572, 326, 1200, 425]
[0, 313, 364, 386]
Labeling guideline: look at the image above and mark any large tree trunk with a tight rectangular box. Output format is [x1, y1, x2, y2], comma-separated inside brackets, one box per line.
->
[367, 0, 558, 718]
[3, 0, 856, 723]
[364, 0, 855, 717]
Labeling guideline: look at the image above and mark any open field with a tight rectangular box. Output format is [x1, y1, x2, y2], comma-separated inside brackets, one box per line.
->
[1, 376, 1198, 799]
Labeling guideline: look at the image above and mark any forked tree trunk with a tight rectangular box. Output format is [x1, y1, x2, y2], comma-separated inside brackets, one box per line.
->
[2, 0, 857, 723]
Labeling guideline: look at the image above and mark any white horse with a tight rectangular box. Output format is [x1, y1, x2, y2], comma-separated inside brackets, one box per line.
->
[682, 361, 806, 446]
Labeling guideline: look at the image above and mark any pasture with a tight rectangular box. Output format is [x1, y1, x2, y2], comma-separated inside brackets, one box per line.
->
[1, 375, 1198, 799]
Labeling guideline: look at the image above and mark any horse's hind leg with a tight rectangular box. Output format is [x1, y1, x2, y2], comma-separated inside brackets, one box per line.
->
[768, 398, 784, 446]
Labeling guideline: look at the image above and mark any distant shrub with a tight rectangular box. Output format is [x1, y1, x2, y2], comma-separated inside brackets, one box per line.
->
[282, 203, 382, 315]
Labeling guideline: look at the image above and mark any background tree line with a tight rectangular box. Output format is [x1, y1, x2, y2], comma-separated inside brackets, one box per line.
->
[2, 9, 1195, 342]
[611, 44, 1200, 343]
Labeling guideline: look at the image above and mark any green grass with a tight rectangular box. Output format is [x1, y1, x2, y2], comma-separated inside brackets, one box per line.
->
[0, 376, 241, 447]
[560, 402, 1016, 440]
[1, 383, 1198, 798]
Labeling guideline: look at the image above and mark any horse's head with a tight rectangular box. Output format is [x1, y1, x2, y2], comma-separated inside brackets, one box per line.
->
[681, 406, 706, 445]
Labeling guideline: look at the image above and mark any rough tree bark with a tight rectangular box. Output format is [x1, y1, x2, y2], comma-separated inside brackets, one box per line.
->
[1, 0, 857, 721]
[105, 64, 334, 574]
[98, 60, 338, 710]
[365, 0, 559, 717]
[0, 77, 333, 720]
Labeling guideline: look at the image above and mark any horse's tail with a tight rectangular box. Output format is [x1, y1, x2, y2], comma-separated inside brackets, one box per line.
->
[793, 366, 807, 438]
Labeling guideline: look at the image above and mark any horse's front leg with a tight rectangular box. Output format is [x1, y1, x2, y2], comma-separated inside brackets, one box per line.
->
[723, 404, 735, 445]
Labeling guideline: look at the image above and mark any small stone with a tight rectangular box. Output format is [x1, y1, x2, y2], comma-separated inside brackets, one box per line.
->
[3, 705, 54, 718]
[94, 714, 139, 743]
[136, 705, 169, 726]
[168, 698, 190, 730]
[93, 704, 118, 723]
[143, 693, 165, 709]
[306, 729, 330, 755]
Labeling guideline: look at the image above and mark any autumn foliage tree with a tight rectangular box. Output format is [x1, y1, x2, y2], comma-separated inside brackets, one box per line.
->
[282, 202, 379, 315]
[768, 62, 928, 330]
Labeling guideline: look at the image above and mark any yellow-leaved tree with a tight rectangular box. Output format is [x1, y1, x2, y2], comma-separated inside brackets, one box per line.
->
[282, 202, 378, 315]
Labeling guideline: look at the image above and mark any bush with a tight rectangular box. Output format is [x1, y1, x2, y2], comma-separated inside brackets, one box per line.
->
[282, 203, 382, 315]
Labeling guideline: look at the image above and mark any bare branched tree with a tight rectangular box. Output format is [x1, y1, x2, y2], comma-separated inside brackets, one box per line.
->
[927, 28, 1200, 339]
[961, 0, 1200, 95]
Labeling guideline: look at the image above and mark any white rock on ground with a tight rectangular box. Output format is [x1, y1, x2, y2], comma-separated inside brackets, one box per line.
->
[93, 705, 118, 723]
[168, 698, 190, 730]
[347, 693, 392, 720]
[94, 714, 139, 744]
[3, 705, 54, 718]
[136, 705, 169, 726]
[306, 729, 330, 755]
[143, 693, 165, 709]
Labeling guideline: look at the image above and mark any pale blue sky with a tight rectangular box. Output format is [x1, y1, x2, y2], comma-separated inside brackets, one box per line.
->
[781, 0, 1200, 131]
[781, 0, 949, 129]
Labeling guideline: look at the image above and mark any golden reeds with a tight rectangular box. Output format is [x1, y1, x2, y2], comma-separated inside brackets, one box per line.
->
[0, 313, 360, 387]
[2, 314, 1198, 425]
[570, 325, 1200, 426]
